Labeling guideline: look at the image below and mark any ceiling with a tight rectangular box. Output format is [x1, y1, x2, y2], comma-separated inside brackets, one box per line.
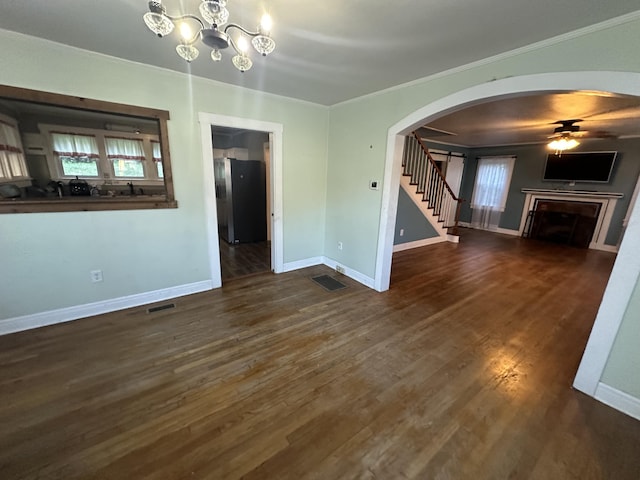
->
[0, 1, 639, 105]
[418, 92, 640, 148]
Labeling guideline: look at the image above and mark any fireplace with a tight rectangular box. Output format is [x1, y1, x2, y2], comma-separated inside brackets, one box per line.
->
[519, 189, 623, 252]
[528, 200, 600, 247]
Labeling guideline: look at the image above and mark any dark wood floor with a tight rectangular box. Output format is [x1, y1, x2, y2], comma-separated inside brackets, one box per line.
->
[218, 238, 271, 281]
[1, 229, 639, 479]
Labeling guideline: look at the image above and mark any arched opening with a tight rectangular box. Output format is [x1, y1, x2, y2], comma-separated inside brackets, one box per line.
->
[375, 71, 640, 404]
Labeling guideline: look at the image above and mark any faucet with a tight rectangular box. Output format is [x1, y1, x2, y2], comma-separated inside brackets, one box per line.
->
[127, 182, 134, 195]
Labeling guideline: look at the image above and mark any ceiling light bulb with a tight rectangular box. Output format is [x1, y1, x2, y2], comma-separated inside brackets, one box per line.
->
[237, 36, 249, 53]
[211, 49, 222, 62]
[179, 23, 193, 41]
[260, 14, 273, 33]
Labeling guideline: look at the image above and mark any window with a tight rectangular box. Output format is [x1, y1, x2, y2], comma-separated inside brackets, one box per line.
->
[471, 155, 516, 230]
[42, 125, 163, 184]
[51, 132, 100, 177]
[0, 83, 176, 214]
[105, 137, 146, 178]
[0, 115, 29, 183]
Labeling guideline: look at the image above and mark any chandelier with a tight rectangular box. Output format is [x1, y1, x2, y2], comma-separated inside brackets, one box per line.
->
[143, 0, 275, 72]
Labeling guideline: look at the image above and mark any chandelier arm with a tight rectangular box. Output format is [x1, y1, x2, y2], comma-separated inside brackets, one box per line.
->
[224, 23, 261, 38]
[227, 35, 243, 55]
[165, 13, 206, 29]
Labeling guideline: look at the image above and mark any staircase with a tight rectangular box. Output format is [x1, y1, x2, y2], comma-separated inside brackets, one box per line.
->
[402, 132, 464, 237]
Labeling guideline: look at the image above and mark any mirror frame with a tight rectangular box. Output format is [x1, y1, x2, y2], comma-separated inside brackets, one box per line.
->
[0, 84, 177, 214]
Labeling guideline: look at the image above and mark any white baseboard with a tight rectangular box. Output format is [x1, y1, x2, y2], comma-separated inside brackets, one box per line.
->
[282, 256, 323, 272]
[322, 256, 375, 289]
[393, 236, 447, 252]
[0, 280, 214, 336]
[281, 255, 375, 290]
[495, 227, 521, 237]
[594, 382, 640, 421]
[590, 243, 619, 253]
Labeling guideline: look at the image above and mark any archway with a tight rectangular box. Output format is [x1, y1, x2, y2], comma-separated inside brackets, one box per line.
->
[374, 71, 640, 404]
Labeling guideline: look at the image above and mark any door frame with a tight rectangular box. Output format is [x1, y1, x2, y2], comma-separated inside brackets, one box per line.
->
[199, 112, 284, 288]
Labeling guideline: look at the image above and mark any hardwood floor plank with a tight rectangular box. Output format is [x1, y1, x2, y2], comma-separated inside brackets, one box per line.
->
[1, 229, 639, 479]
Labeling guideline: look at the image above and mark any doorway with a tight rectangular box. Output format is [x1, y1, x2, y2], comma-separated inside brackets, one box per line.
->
[211, 126, 271, 281]
[199, 112, 284, 289]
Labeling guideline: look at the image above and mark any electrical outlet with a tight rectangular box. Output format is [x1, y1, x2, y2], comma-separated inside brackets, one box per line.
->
[400, 228, 404, 236]
[90, 270, 103, 283]
[337, 241, 343, 250]
[336, 265, 345, 274]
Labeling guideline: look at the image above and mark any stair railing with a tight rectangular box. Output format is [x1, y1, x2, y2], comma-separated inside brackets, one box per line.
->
[402, 132, 464, 233]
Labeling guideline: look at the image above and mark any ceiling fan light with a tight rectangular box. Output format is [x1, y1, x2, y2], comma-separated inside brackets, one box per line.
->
[143, 11, 174, 37]
[211, 49, 222, 62]
[548, 137, 579, 152]
[176, 44, 200, 62]
[232, 54, 253, 72]
[252, 35, 275, 56]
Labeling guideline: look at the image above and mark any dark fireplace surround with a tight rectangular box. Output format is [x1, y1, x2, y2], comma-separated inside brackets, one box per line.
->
[528, 199, 601, 248]
[520, 189, 623, 252]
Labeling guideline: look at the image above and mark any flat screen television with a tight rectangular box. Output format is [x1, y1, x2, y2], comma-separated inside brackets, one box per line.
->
[543, 151, 617, 183]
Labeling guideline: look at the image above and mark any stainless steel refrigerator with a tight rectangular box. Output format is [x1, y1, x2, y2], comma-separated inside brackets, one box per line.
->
[214, 157, 267, 244]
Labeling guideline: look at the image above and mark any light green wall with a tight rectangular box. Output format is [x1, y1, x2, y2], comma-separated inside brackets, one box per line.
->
[601, 277, 640, 397]
[325, 16, 640, 401]
[326, 17, 640, 279]
[1, 16, 640, 408]
[0, 29, 328, 319]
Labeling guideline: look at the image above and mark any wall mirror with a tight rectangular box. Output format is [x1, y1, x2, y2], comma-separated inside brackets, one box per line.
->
[0, 85, 176, 213]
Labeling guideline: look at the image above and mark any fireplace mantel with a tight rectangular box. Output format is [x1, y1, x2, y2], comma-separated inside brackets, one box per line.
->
[521, 188, 623, 199]
[519, 189, 624, 252]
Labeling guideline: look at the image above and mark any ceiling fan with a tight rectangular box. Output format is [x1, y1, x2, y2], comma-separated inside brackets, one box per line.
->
[547, 119, 583, 153]
[547, 119, 617, 153]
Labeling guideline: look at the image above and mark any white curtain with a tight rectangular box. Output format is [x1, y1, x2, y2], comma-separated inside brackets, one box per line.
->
[51, 132, 99, 158]
[151, 141, 162, 162]
[0, 119, 28, 178]
[105, 137, 145, 160]
[0, 121, 22, 151]
[5, 151, 28, 177]
[471, 155, 516, 230]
